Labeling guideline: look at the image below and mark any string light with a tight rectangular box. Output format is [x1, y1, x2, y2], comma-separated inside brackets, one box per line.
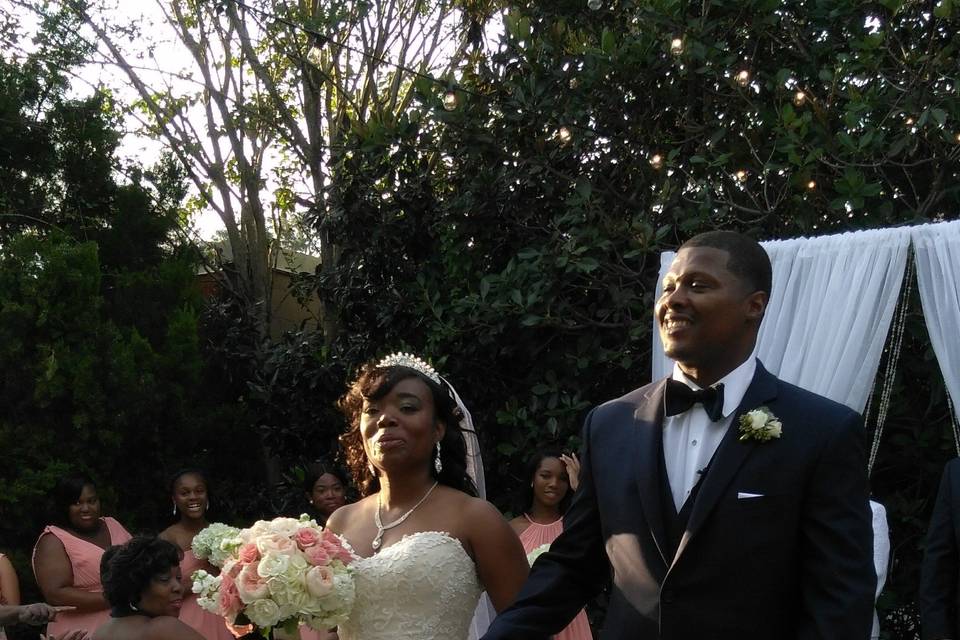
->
[955, 132, 960, 143]
[905, 116, 914, 126]
[735, 70, 751, 87]
[587, 0, 602, 9]
[793, 91, 807, 106]
[735, 169, 748, 182]
[557, 127, 572, 144]
[442, 91, 459, 111]
[670, 38, 684, 55]
[806, 180, 817, 190]
[649, 153, 664, 169]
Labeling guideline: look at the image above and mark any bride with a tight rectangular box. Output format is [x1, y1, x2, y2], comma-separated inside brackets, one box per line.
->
[326, 353, 529, 640]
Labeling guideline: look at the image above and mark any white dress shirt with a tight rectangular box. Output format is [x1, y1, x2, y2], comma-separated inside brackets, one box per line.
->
[662, 357, 757, 511]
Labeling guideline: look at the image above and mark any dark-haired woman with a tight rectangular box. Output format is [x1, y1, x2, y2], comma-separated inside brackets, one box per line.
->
[92, 536, 204, 640]
[508, 451, 591, 640]
[303, 464, 350, 527]
[158, 470, 233, 640]
[33, 477, 131, 637]
[326, 353, 528, 640]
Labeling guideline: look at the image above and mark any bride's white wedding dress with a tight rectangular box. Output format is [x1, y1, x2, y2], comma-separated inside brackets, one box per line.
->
[338, 531, 483, 640]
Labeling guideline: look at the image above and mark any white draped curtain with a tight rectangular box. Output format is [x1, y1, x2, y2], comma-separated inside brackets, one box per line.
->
[911, 220, 960, 444]
[652, 226, 913, 414]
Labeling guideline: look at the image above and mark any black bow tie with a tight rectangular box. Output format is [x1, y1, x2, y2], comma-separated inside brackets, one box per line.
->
[664, 380, 725, 422]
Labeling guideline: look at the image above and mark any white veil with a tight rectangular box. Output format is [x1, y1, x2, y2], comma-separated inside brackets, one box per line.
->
[442, 377, 497, 640]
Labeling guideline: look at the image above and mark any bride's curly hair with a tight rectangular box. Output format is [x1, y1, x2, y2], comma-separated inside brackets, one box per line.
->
[338, 361, 477, 497]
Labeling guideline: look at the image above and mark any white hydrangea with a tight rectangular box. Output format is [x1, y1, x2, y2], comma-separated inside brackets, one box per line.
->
[192, 523, 241, 567]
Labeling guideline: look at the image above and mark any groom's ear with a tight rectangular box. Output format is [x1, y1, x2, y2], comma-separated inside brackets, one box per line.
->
[745, 290, 768, 324]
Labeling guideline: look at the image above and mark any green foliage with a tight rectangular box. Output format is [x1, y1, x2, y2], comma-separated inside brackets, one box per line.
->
[289, 0, 959, 626]
[0, 41, 266, 611]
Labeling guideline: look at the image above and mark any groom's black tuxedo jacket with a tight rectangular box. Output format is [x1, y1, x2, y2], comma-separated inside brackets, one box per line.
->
[485, 362, 875, 640]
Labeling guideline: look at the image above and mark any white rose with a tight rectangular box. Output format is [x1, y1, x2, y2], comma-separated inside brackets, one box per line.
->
[766, 419, 783, 438]
[747, 410, 766, 431]
[245, 598, 282, 628]
[258, 551, 291, 578]
[268, 517, 301, 538]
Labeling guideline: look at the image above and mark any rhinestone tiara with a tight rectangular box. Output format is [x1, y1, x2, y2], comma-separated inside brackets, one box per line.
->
[376, 352, 441, 385]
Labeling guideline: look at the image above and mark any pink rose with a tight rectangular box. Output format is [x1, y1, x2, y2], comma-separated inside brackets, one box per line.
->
[295, 527, 321, 549]
[236, 561, 269, 603]
[218, 574, 242, 620]
[319, 530, 353, 565]
[304, 565, 335, 598]
[238, 543, 260, 564]
[222, 560, 242, 579]
[304, 543, 330, 566]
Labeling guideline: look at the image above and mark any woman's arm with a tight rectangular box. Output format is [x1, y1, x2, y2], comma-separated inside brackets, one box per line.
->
[466, 500, 529, 612]
[0, 554, 20, 605]
[33, 534, 108, 612]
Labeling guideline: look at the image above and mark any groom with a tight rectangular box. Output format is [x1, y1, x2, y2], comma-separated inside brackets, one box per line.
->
[484, 231, 875, 639]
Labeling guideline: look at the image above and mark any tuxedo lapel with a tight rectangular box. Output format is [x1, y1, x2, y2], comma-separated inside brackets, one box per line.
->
[671, 364, 779, 565]
[632, 379, 670, 567]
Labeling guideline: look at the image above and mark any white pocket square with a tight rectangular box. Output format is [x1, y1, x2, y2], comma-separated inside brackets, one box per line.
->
[737, 492, 764, 499]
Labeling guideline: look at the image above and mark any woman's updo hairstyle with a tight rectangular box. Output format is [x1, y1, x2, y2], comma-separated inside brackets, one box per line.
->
[101, 536, 182, 617]
[339, 361, 476, 497]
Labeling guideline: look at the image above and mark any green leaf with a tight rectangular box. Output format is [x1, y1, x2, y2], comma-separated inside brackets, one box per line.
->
[601, 29, 616, 55]
[575, 176, 592, 200]
[934, 0, 952, 18]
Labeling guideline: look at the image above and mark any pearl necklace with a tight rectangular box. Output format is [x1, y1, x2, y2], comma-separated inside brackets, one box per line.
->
[372, 481, 438, 552]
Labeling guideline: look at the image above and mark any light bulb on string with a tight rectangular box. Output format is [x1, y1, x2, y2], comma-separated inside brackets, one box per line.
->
[806, 180, 817, 190]
[735, 169, 748, 182]
[587, 0, 602, 9]
[670, 37, 684, 55]
[735, 69, 751, 87]
[557, 127, 572, 144]
[442, 90, 459, 111]
[649, 153, 664, 170]
[904, 116, 914, 126]
[793, 91, 807, 106]
[954, 132, 960, 143]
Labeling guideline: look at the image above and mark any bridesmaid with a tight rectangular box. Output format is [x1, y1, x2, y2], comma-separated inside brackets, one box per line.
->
[33, 476, 132, 637]
[158, 469, 233, 640]
[303, 463, 350, 527]
[0, 552, 16, 640]
[508, 450, 592, 640]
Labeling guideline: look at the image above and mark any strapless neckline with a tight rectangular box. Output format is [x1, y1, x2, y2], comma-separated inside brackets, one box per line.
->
[348, 530, 470, 561]
[337, 530, 482, 640]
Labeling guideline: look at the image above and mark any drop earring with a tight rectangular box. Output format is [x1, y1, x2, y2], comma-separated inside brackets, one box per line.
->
[172, 503, 177, 516]
[434, 442, 443, 474]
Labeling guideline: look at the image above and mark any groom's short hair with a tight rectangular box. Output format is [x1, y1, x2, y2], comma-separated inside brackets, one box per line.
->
[679, 230, 772, 297]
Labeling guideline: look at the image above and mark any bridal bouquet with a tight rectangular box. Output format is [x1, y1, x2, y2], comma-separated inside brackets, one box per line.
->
[191, 515, 356, 638]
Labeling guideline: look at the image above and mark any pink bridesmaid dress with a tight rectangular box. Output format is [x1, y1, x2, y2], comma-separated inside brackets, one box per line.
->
[519, 516, 593, 640]
[32, 517, 131, 636]
[178, 550, 235, 640]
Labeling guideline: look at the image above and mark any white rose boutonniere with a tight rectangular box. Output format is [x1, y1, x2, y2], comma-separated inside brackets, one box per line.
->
[737, 407, 782, 443]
